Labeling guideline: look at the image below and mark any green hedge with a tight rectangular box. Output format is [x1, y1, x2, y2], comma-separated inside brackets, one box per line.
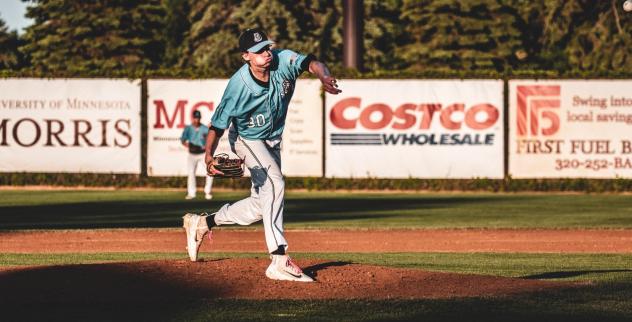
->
[1, 173, 630, 192]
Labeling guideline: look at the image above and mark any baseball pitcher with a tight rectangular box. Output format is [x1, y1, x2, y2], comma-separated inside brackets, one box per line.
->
[182, 28, 341, 282]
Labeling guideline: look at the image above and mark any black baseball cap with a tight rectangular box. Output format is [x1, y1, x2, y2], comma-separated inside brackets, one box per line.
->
[192, 110, 201, 119]
[239, 28, 274, 53]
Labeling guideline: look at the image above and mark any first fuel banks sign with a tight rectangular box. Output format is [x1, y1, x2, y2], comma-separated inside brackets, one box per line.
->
[509, 80, 632, 178]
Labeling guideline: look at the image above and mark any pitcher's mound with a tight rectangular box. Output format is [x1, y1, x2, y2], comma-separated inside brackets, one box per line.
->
[0, 258, 570, 302]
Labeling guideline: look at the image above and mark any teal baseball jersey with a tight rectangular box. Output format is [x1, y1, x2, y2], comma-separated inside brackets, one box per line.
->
[210, 49, 312, 140]
[180, 124, 209, 147]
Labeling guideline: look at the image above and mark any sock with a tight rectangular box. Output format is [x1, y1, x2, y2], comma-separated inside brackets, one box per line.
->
[271, 245, 286, 255]
[199, 213, 216, 229]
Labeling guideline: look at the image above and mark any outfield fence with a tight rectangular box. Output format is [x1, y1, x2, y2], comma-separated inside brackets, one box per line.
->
[1, 77, 631, 184]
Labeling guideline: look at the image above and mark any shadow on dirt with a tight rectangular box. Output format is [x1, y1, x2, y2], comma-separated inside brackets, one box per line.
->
[0, 262, 216, 321]
[303, 261, 352, 279]
[522, 269, 632, 280]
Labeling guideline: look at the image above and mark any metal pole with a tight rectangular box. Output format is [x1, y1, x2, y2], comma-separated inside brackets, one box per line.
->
[343, 0, 363, 71]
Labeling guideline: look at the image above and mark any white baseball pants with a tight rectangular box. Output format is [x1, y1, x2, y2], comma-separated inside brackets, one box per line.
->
[187, 153, 214, 198]
[213, 136, 287, 253]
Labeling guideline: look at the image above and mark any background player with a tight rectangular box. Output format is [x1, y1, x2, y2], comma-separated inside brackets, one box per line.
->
[180, 110, 214, 200]
[183, 27, 341, 282]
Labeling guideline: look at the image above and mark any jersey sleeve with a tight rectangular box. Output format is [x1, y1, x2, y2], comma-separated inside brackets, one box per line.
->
[180, 126, 190, 143]
[276, 49, 314, 81]
[210, 87, 235, 130]
[201, 125, 209, 138]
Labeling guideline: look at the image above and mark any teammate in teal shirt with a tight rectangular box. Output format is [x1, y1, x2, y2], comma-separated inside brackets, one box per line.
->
[180, 110, 213, 200]
[180, 123, 208, 148]
[182, 28, 341, 282]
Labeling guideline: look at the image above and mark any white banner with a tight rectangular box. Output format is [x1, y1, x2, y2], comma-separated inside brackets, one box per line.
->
[0, 78, 141, 173]
[509, 80, 632, 178]
[325, 80, 504, 178]
[279, 79, 323, 177]
[147, 79, 230, 177]
[147, 79, 323, 177]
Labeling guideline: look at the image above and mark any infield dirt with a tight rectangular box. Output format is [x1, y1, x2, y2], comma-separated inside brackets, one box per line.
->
[0, 258, 572, 301]
[1, 228, 622, 303]
[2, 228, 632, 253]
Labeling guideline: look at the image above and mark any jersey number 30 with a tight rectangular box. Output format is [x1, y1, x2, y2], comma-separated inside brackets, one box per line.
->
[247, 114, 266, 128]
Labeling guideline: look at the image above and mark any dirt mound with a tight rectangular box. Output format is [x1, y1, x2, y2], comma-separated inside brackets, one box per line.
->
[0, 259, 569, 302]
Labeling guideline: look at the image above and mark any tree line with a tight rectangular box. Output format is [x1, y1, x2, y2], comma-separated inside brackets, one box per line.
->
[0, 0, 630, 76]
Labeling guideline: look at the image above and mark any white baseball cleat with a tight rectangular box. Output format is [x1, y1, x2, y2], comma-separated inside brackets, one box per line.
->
[205, 193, 213, 200]
[182, 213, 210, 262]
[185, 195, 195, 200]
[265, 255, 314, 282]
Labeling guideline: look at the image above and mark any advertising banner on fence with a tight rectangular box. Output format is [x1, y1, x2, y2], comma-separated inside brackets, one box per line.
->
[147, 79, 322, 177]
[325, 80, 504, 178]
[279, 79, 323, 177]
[0, 78, 141, 173]
[509, 80, 632, 178]
[147, 79, 229, 177]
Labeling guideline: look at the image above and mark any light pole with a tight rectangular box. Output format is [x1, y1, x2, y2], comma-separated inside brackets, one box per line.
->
[343, 0, 363, 71]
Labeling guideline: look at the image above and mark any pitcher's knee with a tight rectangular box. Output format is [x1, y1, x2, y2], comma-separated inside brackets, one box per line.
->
[251, 212, 263, 222]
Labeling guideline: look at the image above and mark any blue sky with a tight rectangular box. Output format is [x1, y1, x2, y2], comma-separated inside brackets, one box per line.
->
[0, 0, 32, 34]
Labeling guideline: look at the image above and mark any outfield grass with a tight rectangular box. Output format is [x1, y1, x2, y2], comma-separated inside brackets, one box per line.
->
[0, 189, 631, 229]
[9, 297, 632, 322]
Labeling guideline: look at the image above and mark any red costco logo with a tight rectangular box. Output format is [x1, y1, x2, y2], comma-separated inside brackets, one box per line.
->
[330, 97, 499, 131]
[516, 85, 561, 137]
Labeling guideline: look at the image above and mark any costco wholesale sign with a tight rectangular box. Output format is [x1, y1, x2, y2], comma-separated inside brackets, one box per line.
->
[147, 79, 322, 177]
[0, 79, 141, 173]
[509, 80, 632, 178]
[326, 80, 504, 178]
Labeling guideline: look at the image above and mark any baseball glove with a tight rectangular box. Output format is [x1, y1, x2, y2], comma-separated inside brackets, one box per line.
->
[207, 153, 245, 178]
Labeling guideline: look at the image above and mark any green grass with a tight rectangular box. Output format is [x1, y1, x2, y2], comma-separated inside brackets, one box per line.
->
[29, 297, 626, 322]
[8, 297, 632, 322]
[1, 190, 631, 229]
[174, 296, 632, 322]
[2, 252, 632, 321]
